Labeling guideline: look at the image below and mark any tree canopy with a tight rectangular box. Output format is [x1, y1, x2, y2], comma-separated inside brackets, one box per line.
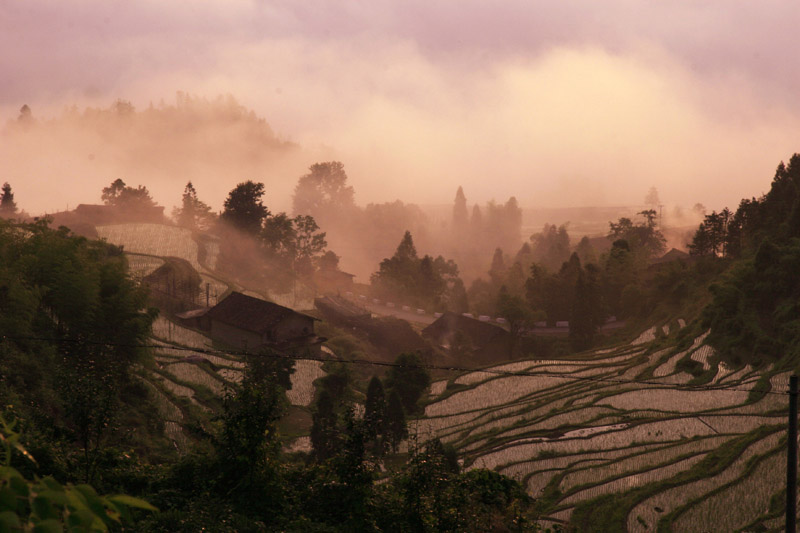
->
[220, 180, 269, 235]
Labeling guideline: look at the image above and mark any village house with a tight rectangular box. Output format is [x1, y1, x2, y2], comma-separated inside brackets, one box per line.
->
[180, 291, 323, 354]
[311, 268, 356, 294]
[422, 311, 513, 362]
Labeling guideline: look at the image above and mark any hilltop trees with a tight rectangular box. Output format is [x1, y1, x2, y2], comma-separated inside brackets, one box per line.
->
[0, 183, 17, 217]
[371, 231, 461, 310]
[608, 209, 666, 259]
[101, 178, 157, 210]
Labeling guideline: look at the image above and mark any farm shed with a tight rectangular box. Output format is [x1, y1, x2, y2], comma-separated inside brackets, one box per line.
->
[422, 311, 512, 362]
[200, 291, 323, 353]
[142, 256, 202, 312]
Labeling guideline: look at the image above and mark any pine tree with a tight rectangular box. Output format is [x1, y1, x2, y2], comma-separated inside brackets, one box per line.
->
[0, 183, 17, 217]
[173, 181, 214, 230]
[452, 186, 468, 231]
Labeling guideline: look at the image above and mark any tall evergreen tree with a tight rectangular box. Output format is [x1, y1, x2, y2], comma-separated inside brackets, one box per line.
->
[452, 186, 468, 231]
[173, 181, 214, 230]
[0, 183, 17, 216]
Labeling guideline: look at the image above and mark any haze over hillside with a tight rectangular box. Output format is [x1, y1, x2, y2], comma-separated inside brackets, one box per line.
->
[5, 1, 800, 217]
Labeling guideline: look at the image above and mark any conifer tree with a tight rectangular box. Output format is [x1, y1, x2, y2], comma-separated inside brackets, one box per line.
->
[452, 186, 468, 230]
[0, 182, 17, 217]
[173, 181, 214, 230]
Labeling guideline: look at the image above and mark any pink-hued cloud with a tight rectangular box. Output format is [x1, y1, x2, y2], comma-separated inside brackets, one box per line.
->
[2, 0, 800, 216]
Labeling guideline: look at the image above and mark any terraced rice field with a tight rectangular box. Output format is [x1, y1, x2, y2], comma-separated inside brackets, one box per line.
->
[97, 223, 201, 269]
[146, 315, 327, 451]
[419, 326, 795, 531]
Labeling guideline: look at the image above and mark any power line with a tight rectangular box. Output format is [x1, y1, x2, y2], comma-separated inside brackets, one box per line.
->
[2, 334, 791, 397]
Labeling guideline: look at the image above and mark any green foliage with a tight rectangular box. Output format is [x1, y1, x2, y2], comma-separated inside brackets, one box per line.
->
[172, 182, 214, 231]
[703, 238, 800, 365]
[384, 390, 408, 454]
[384, 353, 431, 415]
[371, 231, 462, 310]
[0, 183, 17, 217]
[100, 178, 156, 210]
[1, 414, 156, 532]
[220, 180, 269, 236]
[217, 353, 290, 482]
[292, 162, 356, 225]
[608, 210, 666, 259]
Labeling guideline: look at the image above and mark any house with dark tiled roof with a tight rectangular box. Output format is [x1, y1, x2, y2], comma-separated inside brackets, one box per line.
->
[190, 291, 322, 353]
[422, 312, 512, 361]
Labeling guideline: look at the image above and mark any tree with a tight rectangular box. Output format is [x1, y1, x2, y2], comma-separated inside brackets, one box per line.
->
[17, 104, 33, 123]
[101, 178, 156, 209]
[384, 389, 408, 453]
[452, 186, 468, 231]
[569, 269, 598, 351]
[447, 278, 469, 313]
[575, 235, 597, 266]
[385, 352, 431, 415]
[293, 214, 327, 275]
[372, 231, 461, 309]
[530, 223, 571, 272]
[262, 213, 327, 277]
[470, 204, 483, 235]
[0, 183, 17, 217]
[608, 210, 666, 258]
[220, 180, 269, 235]
[364, 376, 387, 454]
[489, 248, 506, 285]
[172, 181, 214, 230]
[310, 389, 340, 462]
[644, 186, 660, 207]
[292, 162, 355, 222]
[496, 286, 535, 357]
[317, 250, 340, 271]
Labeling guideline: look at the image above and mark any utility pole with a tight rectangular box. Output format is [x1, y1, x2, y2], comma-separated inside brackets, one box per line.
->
[788, 374, 798, 533]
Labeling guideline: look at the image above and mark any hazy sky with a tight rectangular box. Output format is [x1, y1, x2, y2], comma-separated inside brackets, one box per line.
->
[3, 0, 800, 214]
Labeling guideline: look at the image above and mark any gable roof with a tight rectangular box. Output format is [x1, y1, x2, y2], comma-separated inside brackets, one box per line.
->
[422, 311, 509, 347]
[651, 247, 692, 265]
[314, 295, 370, 321]
[205, 291, 316, 334]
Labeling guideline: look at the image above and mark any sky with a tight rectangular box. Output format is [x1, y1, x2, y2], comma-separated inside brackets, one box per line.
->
[2, 0, 800, 215]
